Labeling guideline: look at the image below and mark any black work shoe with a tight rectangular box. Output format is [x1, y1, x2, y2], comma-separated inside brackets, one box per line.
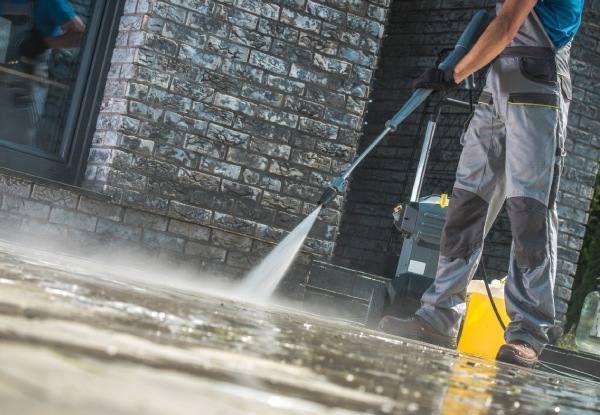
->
[379, 315, 458, 349]
[496, 340, 538, 368]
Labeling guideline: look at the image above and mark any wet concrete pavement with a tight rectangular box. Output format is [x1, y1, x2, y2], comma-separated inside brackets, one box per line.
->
[0, 240, 599, 414]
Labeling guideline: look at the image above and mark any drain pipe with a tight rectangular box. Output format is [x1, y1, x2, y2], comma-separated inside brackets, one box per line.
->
[317, 10, 489, 207]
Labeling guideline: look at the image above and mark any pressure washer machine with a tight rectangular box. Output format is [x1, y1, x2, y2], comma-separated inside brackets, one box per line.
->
[364, 97, 473, 328]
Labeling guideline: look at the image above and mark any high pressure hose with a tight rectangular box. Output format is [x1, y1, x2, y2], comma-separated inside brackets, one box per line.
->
[317, 10, 490, 207]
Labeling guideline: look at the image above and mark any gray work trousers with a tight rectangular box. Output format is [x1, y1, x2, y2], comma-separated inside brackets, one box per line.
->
[416, 5, 572, 354]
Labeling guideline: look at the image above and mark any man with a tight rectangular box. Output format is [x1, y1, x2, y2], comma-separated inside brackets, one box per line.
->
[380, 0, 584, 368]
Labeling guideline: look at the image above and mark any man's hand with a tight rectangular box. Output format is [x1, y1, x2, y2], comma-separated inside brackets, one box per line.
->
[45, 16, 86, 49]
[412, 67, 457, 92]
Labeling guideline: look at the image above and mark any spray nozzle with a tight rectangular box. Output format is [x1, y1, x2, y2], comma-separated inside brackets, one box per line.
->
[317, 177, 348, 207]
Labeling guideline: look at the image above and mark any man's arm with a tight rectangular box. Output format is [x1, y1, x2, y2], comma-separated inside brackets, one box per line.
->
[452, 0, 538, 84]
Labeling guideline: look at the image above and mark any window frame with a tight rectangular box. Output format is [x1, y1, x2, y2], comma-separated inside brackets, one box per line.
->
[0, 0, 125, 186]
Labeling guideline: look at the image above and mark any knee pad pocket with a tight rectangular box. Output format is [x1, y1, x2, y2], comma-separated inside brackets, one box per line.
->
[440, 188, 488, 258]
[506, 197, 548, 268]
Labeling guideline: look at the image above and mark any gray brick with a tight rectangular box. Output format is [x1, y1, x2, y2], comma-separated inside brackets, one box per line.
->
[49, 207, 97, 231]
[184, 241, 227, 261]
[284, 96, 324, 117]
[211, 229, 253, 251]
[96, 218, 142, 241]
[313, 53, 351, 75]
[143, 228, 185, 251]
[122, 190, 169, 214]
[193, 103, 235, 125]
[346, 14, 384, 38]
[255, 105, 299, 128]
[184, 134, 226, 158]
[271, 41, 313, 64]
[249, 51, 289, 75]
[79, 197, 123, 221]
[240, 85, 284, 107]
[221, 180, 262, 201]
[170, 0, 215, 14]
[233, 200, 276, 222]
[156, 144, 200, 168]
[324, 107, 362, 130]
[216, 5, 259, 29]
[290, 149, 332, 171]
[213, 211, 255, 233]
[199, 156, 242, 179]
[168, 200, 212, 225]
[238, 0, 280, 18]
[171, 77, 215, 102]
[128, 100, 164, 122]
[242, 169, 282, 191]
[177, 169, 221, 192]
[221, 59, 264, 83]
[298, 33, 338, 55]
[154, 2, 187, 24]
[247, 138, 292, 159]
[164, 111, 209, 134]
[32, 185, 79, 209]
[145, 32, 179, 56]
[168, 218, 211, 240]
[124, 209, 169, 230]
[186, 12, 229, 36]
[148, 87, 192, 112]
[206, 123, 249, 146]
[163, 21, 207, 48]
[307, 1, 345, 23]
[321, 23, 360, 46]
[206, 36, 251, 61]
[257, 18, 299, 43]
[261, 191, 302, 213]
[305, 86, 345, 107]
[268, 160, 308, 181]
[178, 45, 222, 70]
[2, 196, 51, 219]
[227, 148, 268, 170]
[289, 63, 329, 86]
[281, 8, 322, 33]
[265, 74, 305, 95]
[229, 26, 270, 50]
[0, 176, 31, 197]
[298, 117, 338, 139]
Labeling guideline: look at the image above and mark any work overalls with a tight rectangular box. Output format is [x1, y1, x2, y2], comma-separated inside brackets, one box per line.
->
[416, 2, 572, 354]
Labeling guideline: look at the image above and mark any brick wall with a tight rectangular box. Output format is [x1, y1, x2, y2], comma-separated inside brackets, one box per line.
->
[77, 0, 390, 298]
[333, 0, 600, 336]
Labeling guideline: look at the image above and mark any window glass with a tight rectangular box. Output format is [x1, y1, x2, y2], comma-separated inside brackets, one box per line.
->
[0, 0, 90, 155]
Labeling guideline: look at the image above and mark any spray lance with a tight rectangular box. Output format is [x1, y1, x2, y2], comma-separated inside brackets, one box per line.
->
[317, 10, 490, 207]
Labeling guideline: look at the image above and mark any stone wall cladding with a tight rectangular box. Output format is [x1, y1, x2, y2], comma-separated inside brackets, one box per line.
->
[333, 0, 600, 335]
[83, 0, 391, 295]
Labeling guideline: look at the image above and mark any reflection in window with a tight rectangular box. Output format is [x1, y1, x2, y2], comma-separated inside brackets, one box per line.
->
[0, 0, 90, 154]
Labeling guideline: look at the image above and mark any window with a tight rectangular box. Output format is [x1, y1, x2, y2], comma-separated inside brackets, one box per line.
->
[0, 0, 124, 184]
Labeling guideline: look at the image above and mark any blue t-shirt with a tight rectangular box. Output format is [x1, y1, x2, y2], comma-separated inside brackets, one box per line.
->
[534, 0, 584, 48]
[1, 0, 76, 38]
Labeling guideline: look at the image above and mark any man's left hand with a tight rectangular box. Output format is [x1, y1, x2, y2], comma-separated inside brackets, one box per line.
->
[412, 67, 458, 92]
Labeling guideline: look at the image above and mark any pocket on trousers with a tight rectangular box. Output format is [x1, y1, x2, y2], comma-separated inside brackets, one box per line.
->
[519, 57, 557, 85]
[559, 75, 572, 101]
[508, 92, 559, 109]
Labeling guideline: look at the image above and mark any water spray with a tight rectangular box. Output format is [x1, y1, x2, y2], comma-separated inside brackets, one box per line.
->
[317, 10, 490, 207]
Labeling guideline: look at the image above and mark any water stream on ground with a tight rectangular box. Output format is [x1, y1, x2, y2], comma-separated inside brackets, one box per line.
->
[237, 206, 322, 301]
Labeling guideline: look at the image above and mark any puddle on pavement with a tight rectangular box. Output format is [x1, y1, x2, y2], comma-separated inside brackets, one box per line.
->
[0, 241, 599, 414]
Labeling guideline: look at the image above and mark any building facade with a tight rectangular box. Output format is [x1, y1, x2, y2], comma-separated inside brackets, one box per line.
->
[0, 0, 598, 334]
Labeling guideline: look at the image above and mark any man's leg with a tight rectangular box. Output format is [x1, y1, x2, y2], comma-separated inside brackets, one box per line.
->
[380, 94, 507, 347]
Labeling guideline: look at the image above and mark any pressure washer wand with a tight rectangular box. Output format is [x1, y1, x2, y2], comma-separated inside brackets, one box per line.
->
[317, 10, 489, 207]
